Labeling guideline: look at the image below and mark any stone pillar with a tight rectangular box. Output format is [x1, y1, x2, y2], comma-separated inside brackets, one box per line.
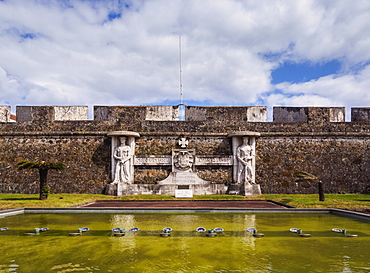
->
[107, 131, 140, 196]
[228, 131, 261, 196]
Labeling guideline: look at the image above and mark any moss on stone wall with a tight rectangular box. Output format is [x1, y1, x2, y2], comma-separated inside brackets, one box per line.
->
[0, 135, 110, 194]
[136, 135, 232, 156]
[256, 137, 370, 194]
[196, 167, 232, 184]
[134, 167, 170, 184]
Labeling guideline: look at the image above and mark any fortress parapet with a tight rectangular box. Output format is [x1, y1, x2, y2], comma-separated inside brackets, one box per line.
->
[273, 107, 345, 123]
[5, 105, 370, 123]
[94, 105, 179, 122]
[185, 106, 267, 122]
[1, 104, 370, 196]
[2, 105, 370, 123]
[16, 106, 88, 122]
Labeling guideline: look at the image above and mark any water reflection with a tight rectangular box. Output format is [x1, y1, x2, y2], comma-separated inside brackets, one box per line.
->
[168, 214, 200, 230]
[168, 214, 200, 257]
[109, 214, 136, 252]
[0, 260, 19, 273]
[241, 214, 256, 250]
[50, 262, 100, 273]
[1, 212, 369, 272]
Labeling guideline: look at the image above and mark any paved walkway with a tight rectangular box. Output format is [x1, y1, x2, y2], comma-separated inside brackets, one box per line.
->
[82, 200, 288, 209]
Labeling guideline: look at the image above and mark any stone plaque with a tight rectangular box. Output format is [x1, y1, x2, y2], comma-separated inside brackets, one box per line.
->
[134, 156, 171, 165]
[175, 189, 193, 198]
[173, 172, 197, 184]
[195, 156, 233, 166]
[159, 172, 209, 185]
[134, 154, 232, 166]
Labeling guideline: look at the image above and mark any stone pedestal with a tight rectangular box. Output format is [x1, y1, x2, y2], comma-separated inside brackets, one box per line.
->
[226, 183, 261, 195]
[155, 171, 226, 196]
[244, 184, 261, 196]
[105, 183, 117, 196]
[227, 184, 242, 195]
[105, 183, 228, 196]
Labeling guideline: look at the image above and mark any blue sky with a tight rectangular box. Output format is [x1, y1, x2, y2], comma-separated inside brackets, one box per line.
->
[271, 60, 341, 85]
[1, 0, 370, 120]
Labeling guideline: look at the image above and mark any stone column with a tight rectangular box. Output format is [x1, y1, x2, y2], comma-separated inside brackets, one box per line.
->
[228, 131, 261, 196]
[107, 131, 140, 196]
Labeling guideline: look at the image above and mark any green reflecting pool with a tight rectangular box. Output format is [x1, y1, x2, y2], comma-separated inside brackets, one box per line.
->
[0, 212, 369, 273]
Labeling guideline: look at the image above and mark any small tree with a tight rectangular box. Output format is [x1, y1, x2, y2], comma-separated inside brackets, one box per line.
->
[296, 171, 325, 201]
[18, 160, 66, 200]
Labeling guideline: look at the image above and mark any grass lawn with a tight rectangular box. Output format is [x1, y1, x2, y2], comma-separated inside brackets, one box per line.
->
[0, 193, 115, 210]
[258, 194, 370, 212]
[0, 193, 369, 212]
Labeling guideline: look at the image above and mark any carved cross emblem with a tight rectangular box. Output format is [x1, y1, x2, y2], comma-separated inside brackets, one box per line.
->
[178, 137, 188, 148]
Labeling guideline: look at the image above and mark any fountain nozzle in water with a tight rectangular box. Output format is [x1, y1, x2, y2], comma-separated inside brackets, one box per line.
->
[296, 229, 311, 237]
[247, 228, 264, 237]
[332, 228, 358, 237]
[160, 227, 172, 237]
[206, 229, 217, 237]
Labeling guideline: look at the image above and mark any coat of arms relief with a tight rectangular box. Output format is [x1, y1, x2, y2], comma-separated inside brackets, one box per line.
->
[172, 149, 195, 172]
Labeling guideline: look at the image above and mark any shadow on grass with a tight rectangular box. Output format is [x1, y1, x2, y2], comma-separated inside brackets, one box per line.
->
[279, 199, 293, 204]
[1, 197, 39, 201]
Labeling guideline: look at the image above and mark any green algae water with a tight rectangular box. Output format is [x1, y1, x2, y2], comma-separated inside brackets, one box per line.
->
[0, 212, 369, 273]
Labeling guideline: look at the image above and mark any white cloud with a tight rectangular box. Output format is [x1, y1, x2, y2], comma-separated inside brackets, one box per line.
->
[275, 64, 370, 105]
[269, 64, 370, 120]
[0, 0, 370, 115]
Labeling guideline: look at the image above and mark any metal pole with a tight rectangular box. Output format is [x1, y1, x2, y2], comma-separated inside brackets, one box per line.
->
[179, 35, 183, 105]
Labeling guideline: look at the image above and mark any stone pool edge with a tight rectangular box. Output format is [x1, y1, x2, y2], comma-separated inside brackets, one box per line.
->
[1, 207, 369, 222]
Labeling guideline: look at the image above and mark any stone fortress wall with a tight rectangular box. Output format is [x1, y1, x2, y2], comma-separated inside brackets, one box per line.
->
[0, 105, 369, 195]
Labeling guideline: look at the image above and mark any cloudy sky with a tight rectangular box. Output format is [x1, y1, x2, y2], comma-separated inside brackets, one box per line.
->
[1, 0, 370, 119]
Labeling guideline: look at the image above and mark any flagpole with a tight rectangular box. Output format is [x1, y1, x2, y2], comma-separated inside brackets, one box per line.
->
[179, 35, 183, 106]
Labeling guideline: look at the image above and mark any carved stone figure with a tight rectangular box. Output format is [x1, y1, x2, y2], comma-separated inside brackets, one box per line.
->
[236, 137, 255, 184]
[112, 137, 132, 183]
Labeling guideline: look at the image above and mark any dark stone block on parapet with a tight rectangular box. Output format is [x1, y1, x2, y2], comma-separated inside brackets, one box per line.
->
[94, 106, 145, 121]
[185, 106, 267, 122]
[16, 106, 55, 122]
[308, 107, 345, 123]
[16, 106, 88, 122]
[273, 107, 308, 122]
[94, 106, 179, 122]
[273, 107, 345, 123]
[351, 108, 370, 122]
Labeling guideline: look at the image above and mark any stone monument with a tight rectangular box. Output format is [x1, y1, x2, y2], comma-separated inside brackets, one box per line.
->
[106, 131, 140, 196]
[112, 136, 132, 184]
[228, 131, 261, 195]
[106, 130, 261, 196]
[156, 138, 224, 195]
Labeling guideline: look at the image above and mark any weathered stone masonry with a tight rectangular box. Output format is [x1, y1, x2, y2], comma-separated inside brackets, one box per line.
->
[0, 105, 369, 194]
